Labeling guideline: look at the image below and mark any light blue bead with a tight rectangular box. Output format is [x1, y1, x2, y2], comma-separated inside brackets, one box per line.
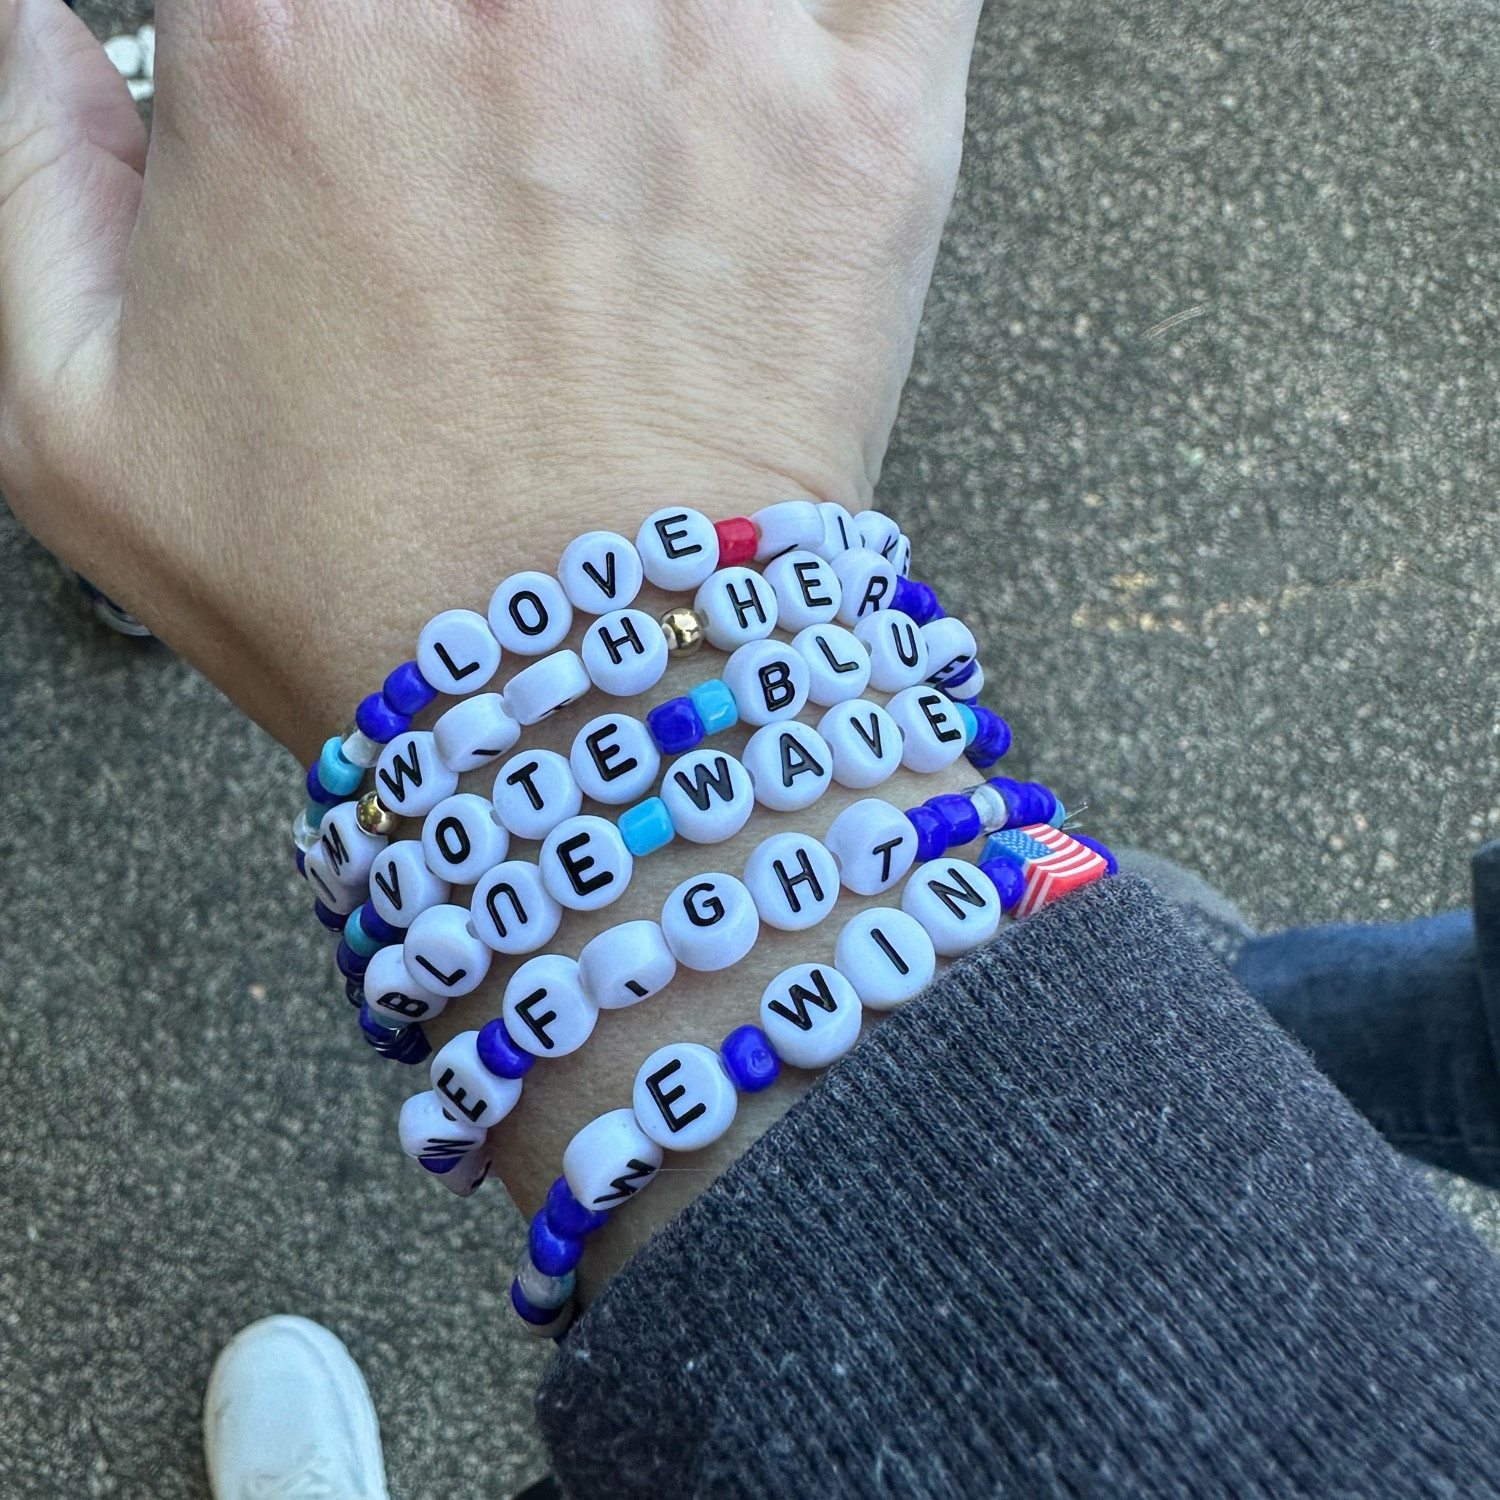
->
[305, 800, 328, 830]
[955, 702, 979, 745]
[1047, 796, 1067, 828]
[318, 736, 364, 797]
[688, 677, 739, 736]
[342, 909, 382, 958]
[618, 797, 674, 857]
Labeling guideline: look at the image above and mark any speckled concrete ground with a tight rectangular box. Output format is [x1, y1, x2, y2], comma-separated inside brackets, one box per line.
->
[3, 0, 1499, 1493]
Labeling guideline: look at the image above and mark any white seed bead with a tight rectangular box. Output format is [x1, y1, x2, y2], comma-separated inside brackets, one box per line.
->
[469, 859, 563, 955]
[944, 660, 985, 701]
[539, 815, 634, 912]
[397, 1090, 486, 1165]
[435, 1137, 495, 1198]
[813, 501, 858, 561]
[557, 530, 645, 615]
[581, 608, 670, 697]
[922, 616, 979, 688]
[563, 1108, 664, 1211]
[569, 713, 661, 806]
[577, 919, 678, 1011]
[491, 749, 583, 841]
[429, 1031, 524, 1130]
[632, 1043, 738, 1152]
[313, 799, 386, 886]
[834, 907, 936, 1011]
[742, 831, 840, 932]
[292, 808, 322, 853]
[636, 507, 720, 591]
[693, 566, 778, 651]
[886, 686, 970, 774]
[968, 782, 1010, 833]
[817, 699, 903, 789]
[660, 872, 760, 971]
[487, 571, 574, 657]
[516, 1257, 575, 1310]
[364, 945, 448, 1025]
[339, 729, 384, 770]
[503, 648, 591, 726]
[417, 608, 502, 696]
[763, 550, 841, 630]
[374, 731, 460, 818]
[722, 639, 810, 727]
[900, 857, 1003, 957]
[659, 749, 756, 844]
[402, 903, 493, 998]
[855, 510, 902, 560]
[420, 794, 510, 887]
[369, 841, 451, 930]
[793, 623, 872, 706]
[432, 693, 521, 773]
[751, 499, 824, 562]
[503, 954, 598, 1057]
[742, 720, 833, 813]
[823, 797, 920, 895]
[855, 611, 931, 694]
[832, 548, 898, 626]
[759, 962, 864, 1069]
[302, 855, 363, 916]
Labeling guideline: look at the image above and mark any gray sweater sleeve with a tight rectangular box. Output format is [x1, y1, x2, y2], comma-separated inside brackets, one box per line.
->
[535, 877, 1500, 1498]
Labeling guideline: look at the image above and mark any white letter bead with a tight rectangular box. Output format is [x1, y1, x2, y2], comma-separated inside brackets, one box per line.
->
[823, 797, 920, 895]
[402, 903, 492, 998]
[557, 530, 644, 615]
[582, 608, 670, 697]
[487, 571, 573, 657]
[503, 954, 598, 1057]
[945, 661, 985, 701]
[633, 1043, 738, 1152]
[429, 1031, 524, 1130]
[855, 611, 931, 693]
[813, 501, 858, 560]
[759, 962, 864, 1069]
[469, 860, 563, 955]
[693, 566, 777, 651]
[889, 532, 913, 576]
[312, 799, 386, 887]
[432, 693, 521, 773]
[901, 857, 1003, 957]
[722, 639, 809, 727]
[636, 507, 719, 591]
[887, 686, 970, 774]
[660, 872, 759, 971]
[578, 919, 678, 1010]
[563, 1108, 664, 1211]
[817, 700, 904, 789]
[751, 499, 824, 562]
[302, 855, 363, 916]
[742, 720, 833, 813]
[569, 713, 661, 806]
[763, 550, 842, 630]
[491, 749, 583, 841]
[365, 944, 448, 1024]
[855, 510, 902, 560]
[922, 616, 979, 687]
[420, 794, 510, 887]
[660, 749, 756, 844]
[540, 815, 633, 912]
[835, 907, 937, 1010]
[436, 1137, 495, 1198]
[375, 732, 460, 818]
[398, 1091, 486, 1166]
[369, 841, 451, 929]
[743, 831, 840, 932]
[503, 649, 591, 726]
[793, 624, 872, 706]
[416, 609, 502, 697]
[832, 549, 898, 626]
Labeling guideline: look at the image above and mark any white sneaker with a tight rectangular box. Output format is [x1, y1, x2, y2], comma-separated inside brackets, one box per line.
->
[204, 1316, 389, 1500]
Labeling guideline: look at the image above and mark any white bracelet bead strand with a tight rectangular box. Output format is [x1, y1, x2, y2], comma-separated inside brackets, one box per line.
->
[563, 1108, 664, 1212]
[557, 530, 645, 615]
[900, 856, 1004, 958]
[416, 608, 502, 697]
[487, 570, 574, 657]
[419, 794, 510, 887]
[503, 954, 599, 1057]
[428, 1031, 524, 1130]
[758, 961, 865, 1069]
[580, 608, 670, 698]
[632, 1042, 739, 1152]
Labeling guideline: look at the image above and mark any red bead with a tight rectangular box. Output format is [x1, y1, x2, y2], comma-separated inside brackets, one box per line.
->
[714, 516, 758, 566]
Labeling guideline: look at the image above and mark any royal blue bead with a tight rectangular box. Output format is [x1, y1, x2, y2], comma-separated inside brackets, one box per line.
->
[357, 900, 404, 946]
[905, 804, 948, 862]
[345, 977, 366, 1006]
[476, 1016, 536, 1078]
[980, 858, 1027, 912]
[383, 1026, 432, 1065]
[646, 696, 705, 755]
[529, 1210, 584, 1277]
[336, 939, 371, 979]
[305, 761, 343, 806]
[926, 792, 982, 850]
[688, 677, 739, 736]
[420, 1155, 461, 1174]
[618, 796, 675, 857]
[318, 736, 365, 798]
[295, 848, 307, 877]
[342, 909, 383, 959]
[510, 1278, 565, 1327]
[1071, 834, 1118, 875]
[890, 575, 940, 625]
[355, 691, 410, 743]
[1015, 781, 1059, 827]
[313, 899, 345, 932]
[383, 659, 437, 716]
[720, 1024, 781, 1092]
[358, 1003, 401, 1043]
[969, 707, 1012, 763]
[544, 1176, 610, 1239]
[944, 657, 979, 691]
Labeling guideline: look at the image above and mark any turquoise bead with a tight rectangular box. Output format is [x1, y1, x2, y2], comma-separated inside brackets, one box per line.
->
[618, 797, 675, 857]
[955, 702, 979, 745]
[305, 799, 328, 830]
[318, 735, 364, 797]
[688, 677, 739, 736]
[343, 909, 383, 958]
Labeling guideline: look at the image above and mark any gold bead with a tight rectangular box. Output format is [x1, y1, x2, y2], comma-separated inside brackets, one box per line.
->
[660, 606, 704, 656]
[356, 791, 397, 837]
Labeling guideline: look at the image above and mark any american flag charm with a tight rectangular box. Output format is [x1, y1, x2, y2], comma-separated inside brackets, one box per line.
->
[982, 824, 1108, 917]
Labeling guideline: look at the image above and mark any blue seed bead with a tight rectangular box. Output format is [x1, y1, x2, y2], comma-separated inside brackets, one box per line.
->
[529, 1210, 584, 1277]
[295, 848, 307, 877]
[383, 659, 437, 716]
[618, 796, 675, 858]
[313, 899, 345, 933]
[544, 1176, 610, 1239]
[342, 909, 383, 959]
[358, 1003, 402, 1044]
[318, 736, 365, 797]
[646, 696, 705, 755]
[476, 1016, 536, 1079]
[382, 1026, 432, 1066]
[720, 1024, 781, 1092]
[305, 761, 343, 806]
[355, 691, 410, 743]
[890, 575, 940, 625]
[688, 677, 739, 736]
[980, 858, 1027, 913]
[357, 900, 404, 946]
[965, 707, 1012, 770]
[336, 939, 371, 980]
[511, 1278, 566, 1327]
[944, 657, 979, 692]
[905, 804, 948, 862]
[421, 1155, 461, 1174]
[1071, 834, 1118, 875]
[955, 702, 979, 745]
[345, 977, 366, 1006]
[926, 792, 982, 850]
[304, 800, 328, 830]
[1014, 780, 1058, 827]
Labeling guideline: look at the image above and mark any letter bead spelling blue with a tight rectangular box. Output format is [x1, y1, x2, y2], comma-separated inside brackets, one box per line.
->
[720, 1024, 781, 1092]
[617, 796, 675, 858]
[476, 1016, 536, 1079]
[979, 857, 1028, 913]
[688, 677, 739, 736]
[313, 899, 345, 933]
[905, 804, 948, 861]
[645, 696, 705, 755]
[318, 736, 366, 798]
[383, 660, 437, 716]
[355, 692, 411, 743]
[529, 1209, 585, 1276]
[925, 792, 982, 849]
[305, 762, 343, 806]
[544, 1175, 609, 1239]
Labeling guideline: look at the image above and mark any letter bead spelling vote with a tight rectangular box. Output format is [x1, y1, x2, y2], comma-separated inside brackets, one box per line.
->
[469, 859, 563, 955]
[763, 549, 841, 630]
[416, 608, 502, 697]
[432, 693, 521, 774]
[855, 610, 930, 694]
[375, 731, 460, 818]
[834, 907, 936, 1011]
[420, 793, 510, 887]
[364, 944, 447, 1024]
[580, 608, 670, 698]
[557, 530, 645, 615]
[402, 903, 493, 998]
[886, 686, 970, 774]
[429, 1031, 524, 1130]
[822, 797, 920, 895]
[793, 623, 872, 706]
[488, 570, 574, 656]
[758, 962, 864, 1069]
[742, 831, 840, 932]
[563, 1108, 664, 1211]
[632, 1043, 739, 1151]
[693, 566, 778, 651]
[831, 548, 897, 626]
[577, 919, 678, 1011]
[636, 507, 720, 591]
[503, 954, 598, 1057]
[503, 649, 591, 726]
[901, 857, 1003, 957]
[818, 699, 903, 789]
[660, 749, 756, 844]
[569, 714, 661, 806]
[539, 815, 634, 912]
[721, 639, 810, 727]
[491, 749, 583, 841]
[369, 840, 451, 929]
[741, 720, 833, 813]
[660, 872, 760, 971]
